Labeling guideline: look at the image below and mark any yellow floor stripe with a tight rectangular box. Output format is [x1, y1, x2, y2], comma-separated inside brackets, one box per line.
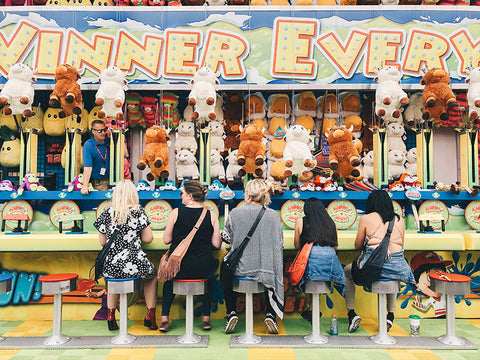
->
[465, 319, 480, 328]
[0, 349, 20, 360]
[128, 320, 164, 336]
[105, 348, 157, 360]
[385, 349, 442, 360]
[359, 317, 378, 335]
[248, 348, 296, 360]
[2, 320, 52, 337]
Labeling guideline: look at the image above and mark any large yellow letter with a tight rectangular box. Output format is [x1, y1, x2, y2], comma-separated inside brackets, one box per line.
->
[271, 18, 318, 79]
[0, 22, 38, 76]
[163, 29, 201, 78]
[201, 29, 248, 79]
[64, 31, 114, 74]
[450, 30, 480, 75]
[115, 31, 163, 78]
[402, 29, 450, 75]
[365, 30, 404, 76]
[35, 30, 63, 77]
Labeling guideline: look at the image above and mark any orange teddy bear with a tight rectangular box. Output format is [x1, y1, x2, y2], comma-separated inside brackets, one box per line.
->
[49, 64, 83, 119]
[137, 126, 170, 181]
[237, 124, 267, 178]
[327, 126, 361, 182]
[421, 68, 456, 125]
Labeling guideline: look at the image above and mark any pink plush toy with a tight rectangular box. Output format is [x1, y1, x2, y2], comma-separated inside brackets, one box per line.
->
[0, 180, 16, 191]
[67, 173, 94, 192]
[17, 172, 47, 195]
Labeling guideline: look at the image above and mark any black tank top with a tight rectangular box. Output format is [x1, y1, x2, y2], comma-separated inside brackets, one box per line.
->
[170, 207, 217, 279]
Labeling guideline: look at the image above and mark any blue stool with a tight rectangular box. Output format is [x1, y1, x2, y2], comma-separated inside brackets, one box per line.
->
[38, 273, 78, 345]
[233, 277, 264, 344]
[0, 274, 13, 342]
[365, 279, 399, 345]
[105, 277, 141, 345]
[173, 279, 207, 344]
[304, 280, 332, 344]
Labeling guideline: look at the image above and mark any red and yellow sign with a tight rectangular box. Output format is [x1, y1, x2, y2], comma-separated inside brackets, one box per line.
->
[2, 200, 33, 230]
[49, 200, 81, 230]
[280, 200, 304, 229]
[327, 200, 357, 230]
[418, 200, 449, 231]
[145, 200, 172, 230]
[465, 200, 480, 230]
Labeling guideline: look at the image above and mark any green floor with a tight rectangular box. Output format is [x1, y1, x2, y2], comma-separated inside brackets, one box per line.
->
[0, 317, 479, 359]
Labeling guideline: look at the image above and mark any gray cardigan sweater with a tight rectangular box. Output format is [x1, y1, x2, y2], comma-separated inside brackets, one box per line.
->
[222, 203, 284, 318]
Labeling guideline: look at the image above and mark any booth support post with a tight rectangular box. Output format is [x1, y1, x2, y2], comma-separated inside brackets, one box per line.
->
[373, 129, 388, 188]
[417, 129, 434, 188]
[19, 129, 38, 184]
[460, 130, 479, 188]
[199, 128, 211, 186]
[109, 129, 125, 186]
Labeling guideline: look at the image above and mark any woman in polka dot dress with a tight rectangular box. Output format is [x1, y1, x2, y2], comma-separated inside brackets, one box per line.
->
[94, 179, 158, 331]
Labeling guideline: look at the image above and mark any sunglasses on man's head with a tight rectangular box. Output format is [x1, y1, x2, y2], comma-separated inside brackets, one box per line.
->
[93, 128, 108, 133]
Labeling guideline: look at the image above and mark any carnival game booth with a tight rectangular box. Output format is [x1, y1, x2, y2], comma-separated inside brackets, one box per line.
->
[0, 5, 479, 350]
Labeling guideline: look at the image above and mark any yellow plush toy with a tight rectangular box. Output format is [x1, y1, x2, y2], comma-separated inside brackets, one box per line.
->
[0, 109, 18, 132]
[88, 106, 106, 129]
[295, 115, 315, 134]
[65, 108, 88, 133]
[0, 138, 21, 168]
[43, 107, 66, 136]
[22, 106, 44, 134]
[267, 94, 290, 119]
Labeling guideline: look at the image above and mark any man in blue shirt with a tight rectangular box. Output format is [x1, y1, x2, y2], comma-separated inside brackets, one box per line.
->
[81, 120, 110, 194]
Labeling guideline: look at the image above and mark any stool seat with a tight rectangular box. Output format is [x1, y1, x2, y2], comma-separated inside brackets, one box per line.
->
[430, 271, 471, 295]
[369, 279, 400, 294]
[39, 273, 78, 295]
[38, 273, 78, 346]
[305, 280, 332, 294]
[105, 277, 140, 294]
[233, 277, 264, 293]
[173, 278, 207, 296]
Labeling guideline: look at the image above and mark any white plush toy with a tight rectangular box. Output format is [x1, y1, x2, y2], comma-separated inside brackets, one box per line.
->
[0, 63, 35, 117]
[362, 150, 374, 181]
[226, 149, 242, 185]
[403, 92, 424, 129]
[283, 125, 314, 179]
[176, 149, 199, 182]
[188, 67, 219, 122]
[214, 94, 224, 122]
[405, 147, 417, 176]
[386, 122, 406, 153]
[381, 0, 398, 4]
[175, 121, 197, 154]
[208, 120, 224, 153]
[375, 66, 409, 119]
[183, 105, 194, 122]
[465, 67, 480, 121]
[95, 66, 126, 120]
[210, 149, 226, 182]
[387, 149, 406, 181]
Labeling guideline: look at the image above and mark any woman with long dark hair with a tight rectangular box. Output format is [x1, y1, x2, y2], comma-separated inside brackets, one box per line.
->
[344, 190, 415, 333]
[294, 198, 345, 323]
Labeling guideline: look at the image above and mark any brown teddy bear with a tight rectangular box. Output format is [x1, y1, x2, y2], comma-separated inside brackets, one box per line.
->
[49, 64, 83, 119]
[237, 124, 266, 177]
[137, 125, 170, 181]
[267, 93, 290, 119]
[421, 68, 456, 125]
[245, 93, 266, 121]
[327, 126, 361, 182]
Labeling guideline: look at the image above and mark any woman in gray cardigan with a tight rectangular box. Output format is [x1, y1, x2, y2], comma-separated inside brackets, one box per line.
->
[221, 179, 284, 334]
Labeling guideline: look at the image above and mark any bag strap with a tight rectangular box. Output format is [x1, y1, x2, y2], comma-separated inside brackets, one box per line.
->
[245, 206, 267, 241]
[380, 219, 395, 245]
[169, 207, 208, 257]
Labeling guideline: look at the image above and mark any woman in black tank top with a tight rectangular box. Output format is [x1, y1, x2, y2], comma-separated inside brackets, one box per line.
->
[159, 180, 221, 332]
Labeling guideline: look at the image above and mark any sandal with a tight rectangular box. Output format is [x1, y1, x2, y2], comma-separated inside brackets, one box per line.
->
[202, 319, 212, 331]
[159, 320, 170, 332]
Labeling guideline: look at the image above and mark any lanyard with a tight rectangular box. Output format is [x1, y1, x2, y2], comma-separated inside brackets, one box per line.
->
[95, 144, 107, 164]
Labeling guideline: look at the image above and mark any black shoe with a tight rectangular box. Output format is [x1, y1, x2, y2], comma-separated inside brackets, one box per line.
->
[301, 309, 312, 324]
[265, 313, 278, 334]
[225, 311, 238, 334]
[348, 310, 361, 333]
[387, 312, 394, 332]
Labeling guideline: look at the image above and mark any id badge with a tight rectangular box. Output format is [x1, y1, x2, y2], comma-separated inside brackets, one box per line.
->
[100, 167, 106, 176]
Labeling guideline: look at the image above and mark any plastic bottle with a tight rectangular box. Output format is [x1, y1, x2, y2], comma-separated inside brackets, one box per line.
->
[330, 314, 338, 336]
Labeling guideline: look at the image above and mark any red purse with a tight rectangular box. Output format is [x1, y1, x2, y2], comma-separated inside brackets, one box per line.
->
[288, 242, 313, 286]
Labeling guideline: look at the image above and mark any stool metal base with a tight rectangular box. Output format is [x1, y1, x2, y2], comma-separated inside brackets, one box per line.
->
[43, 334, 70, 346]
[371, 333, 397, 345]
[304, 333, 328, 344]
[111, 333, 136, 345]
[177, 333, 202, 344]
[238, 333, 262, 344]
[438, 333, 465, 346]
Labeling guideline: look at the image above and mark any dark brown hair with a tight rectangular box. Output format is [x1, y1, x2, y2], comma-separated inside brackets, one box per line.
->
[183, 180, 208, 202]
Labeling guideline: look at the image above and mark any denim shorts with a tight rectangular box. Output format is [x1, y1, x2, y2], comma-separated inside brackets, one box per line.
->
[298, 245, 346, 295]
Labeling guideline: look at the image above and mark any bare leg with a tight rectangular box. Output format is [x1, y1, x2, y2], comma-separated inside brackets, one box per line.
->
[143, 277, 158, 309]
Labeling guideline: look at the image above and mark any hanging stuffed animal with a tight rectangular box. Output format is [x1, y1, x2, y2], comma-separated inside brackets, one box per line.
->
[49, 64, 82, 118]
[176, 149, 199, 183]
[188, 67, 219, 123]
[237, 124, 267, 178]
[140, 96, 158, 128]
[226, 149, 242, 185]
[374, 66, 409, 120]
[160, 92, 181, 130]
[0, 126, 21, 168]
[283, 125, 314, 180]
[465, 67, 480, 121]
[175, 121, 197, 154]
[95, 66, 126, 121]
[245, 92, 267, 122]
[137, 126, 170, 181]
[0, 63, 35, 117]
[421, 68, 456, 126]
[207, 120, 224, 153]
[125, 92, 145, 128]
[327, 126, 361, 182]
[267, 93, 290, 120]
[293, 91, 317, 134]
[403, 92, 424, 129]
[210, 149, 226, 183]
